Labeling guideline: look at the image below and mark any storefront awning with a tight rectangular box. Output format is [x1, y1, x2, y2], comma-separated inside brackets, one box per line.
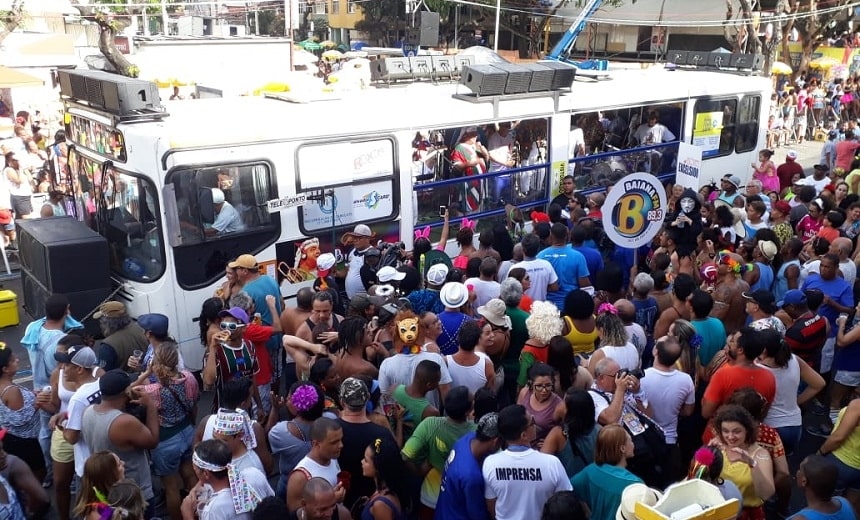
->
[0, 66, 44, 88]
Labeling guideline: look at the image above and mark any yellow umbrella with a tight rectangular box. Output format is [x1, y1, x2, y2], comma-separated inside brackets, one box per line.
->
[810, 56, 840, 69]
[322, 49, 344, 61]
[320, 40, 337, 48]
[771, 61, 792, 75]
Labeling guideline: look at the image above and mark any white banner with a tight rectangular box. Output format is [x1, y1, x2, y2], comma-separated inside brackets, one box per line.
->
[675, 142, 704, 191]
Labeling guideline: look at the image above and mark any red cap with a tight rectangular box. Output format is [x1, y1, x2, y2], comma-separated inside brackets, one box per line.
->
[530, 211, 550, 223]
[772, 200, 791, 215]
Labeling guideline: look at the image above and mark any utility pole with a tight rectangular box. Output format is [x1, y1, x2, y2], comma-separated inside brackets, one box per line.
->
[287, 0, 294, 70]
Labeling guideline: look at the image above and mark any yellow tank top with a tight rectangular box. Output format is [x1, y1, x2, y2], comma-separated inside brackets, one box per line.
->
[720, 447, 764, 508]
[563, 316, 599, 356]
[833, 407, 860, 469]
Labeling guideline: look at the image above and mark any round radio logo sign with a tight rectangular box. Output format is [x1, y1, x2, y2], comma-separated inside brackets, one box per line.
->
[601, 172, 667, 249]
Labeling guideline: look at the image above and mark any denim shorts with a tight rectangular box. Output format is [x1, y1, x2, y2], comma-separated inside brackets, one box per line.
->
[827, 453, 860, 492]
[151, 424, 194, 476]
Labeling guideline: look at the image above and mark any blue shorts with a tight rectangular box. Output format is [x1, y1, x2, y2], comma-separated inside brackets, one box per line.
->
[827, 453, 860, 492]
[151, 424, 194, 476]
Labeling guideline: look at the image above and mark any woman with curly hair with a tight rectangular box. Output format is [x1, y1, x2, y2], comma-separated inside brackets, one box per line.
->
[517, 301, 563, 388]
[452, 224, 476, 270]
[588, 305, 639, 375]
[359, 437, 410, 519]
[712, 404, 775, 520]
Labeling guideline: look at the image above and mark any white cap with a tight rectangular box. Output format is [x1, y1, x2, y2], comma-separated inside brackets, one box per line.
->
[211, 188, 225, 204]
[377, 266, 405, 283]
[426, 264, 449, 285]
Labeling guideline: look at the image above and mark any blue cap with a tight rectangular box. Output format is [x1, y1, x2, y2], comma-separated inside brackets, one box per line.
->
[137, 313, 169, 336]
[778, 289, 807, 307]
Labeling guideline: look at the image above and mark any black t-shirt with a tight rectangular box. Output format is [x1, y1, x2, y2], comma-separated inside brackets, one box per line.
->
[337, 419, 396, 509]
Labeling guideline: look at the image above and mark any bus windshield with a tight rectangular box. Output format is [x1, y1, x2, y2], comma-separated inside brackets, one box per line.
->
[67, 150, 165, 282]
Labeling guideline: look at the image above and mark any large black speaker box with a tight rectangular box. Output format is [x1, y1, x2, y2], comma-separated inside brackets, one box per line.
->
[460, 65, 508, 96]
[21, 270, 110, 335]
[17, 217, 110, 294]
[405, 11, 440, 47]
[492, 63, 533, 94]
[58, 69, 162, 115]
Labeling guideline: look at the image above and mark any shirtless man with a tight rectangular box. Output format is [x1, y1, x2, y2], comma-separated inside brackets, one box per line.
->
[710, 252, 751, 335]
[281, 288, 313, 336]
[280, 287, 314, 390]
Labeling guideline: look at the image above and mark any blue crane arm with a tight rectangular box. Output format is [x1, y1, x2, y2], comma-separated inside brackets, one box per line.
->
[545, 0, 604, 61]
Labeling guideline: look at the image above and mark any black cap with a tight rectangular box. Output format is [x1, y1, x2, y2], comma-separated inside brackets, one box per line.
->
[99, 369, 133, 398]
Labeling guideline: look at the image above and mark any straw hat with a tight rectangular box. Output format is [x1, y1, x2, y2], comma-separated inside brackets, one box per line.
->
[616, 483, 663, 520]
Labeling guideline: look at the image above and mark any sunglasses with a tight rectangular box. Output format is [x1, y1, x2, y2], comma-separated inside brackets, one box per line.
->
[219, 322, 246, 331]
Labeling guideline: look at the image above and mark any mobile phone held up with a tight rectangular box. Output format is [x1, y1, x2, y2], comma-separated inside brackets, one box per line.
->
[439, 206, 447, 217]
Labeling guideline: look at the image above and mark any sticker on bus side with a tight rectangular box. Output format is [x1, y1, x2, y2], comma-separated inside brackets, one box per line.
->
[267, 194, 308, 213]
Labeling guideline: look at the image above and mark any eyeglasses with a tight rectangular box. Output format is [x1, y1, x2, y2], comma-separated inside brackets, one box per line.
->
[601, 372, 619, 379]
[219, 322, 245, 331]
[532, 383, 553, 391]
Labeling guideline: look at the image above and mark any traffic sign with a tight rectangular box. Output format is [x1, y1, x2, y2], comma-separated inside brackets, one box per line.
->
[403, 43, 419, 57]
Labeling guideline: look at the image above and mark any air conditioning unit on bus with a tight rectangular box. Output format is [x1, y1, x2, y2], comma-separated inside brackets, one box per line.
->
[58, 69, 163, 116]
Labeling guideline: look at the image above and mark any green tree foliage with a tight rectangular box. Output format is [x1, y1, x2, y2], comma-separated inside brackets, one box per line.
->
[0, 0, 24, 46]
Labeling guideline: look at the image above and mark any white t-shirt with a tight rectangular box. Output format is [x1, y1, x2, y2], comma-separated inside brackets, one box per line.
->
[464, 278, 501, 309]
[840, 259, 857, 287]
[379, 352, 452, 409]
[569, 127, 585, 157]
[483, 448, 571, 520]
[624, 323, 647, 356]
[799, 176, 831, 194]
[199, 468, 274, 520]
[633, 123, 676, 144]
[640, 368, 695, 443]
[517, 258, 558, 302]
[488, 131, 515, 172]
[67, 379, 102, 476]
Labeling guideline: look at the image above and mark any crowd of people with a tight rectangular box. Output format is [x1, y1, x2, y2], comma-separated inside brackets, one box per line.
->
[4, 134, 860, 520]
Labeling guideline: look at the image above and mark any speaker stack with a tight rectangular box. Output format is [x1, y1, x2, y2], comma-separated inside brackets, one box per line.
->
[58, 69, 163, 116]
[17, 217, 112, 335]
[460, 62, 576, 96]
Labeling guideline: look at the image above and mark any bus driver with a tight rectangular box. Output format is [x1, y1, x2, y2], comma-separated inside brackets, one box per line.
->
[205, 187, 245, 236]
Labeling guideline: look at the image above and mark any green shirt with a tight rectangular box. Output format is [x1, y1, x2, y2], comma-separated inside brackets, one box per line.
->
[402, 417, 476, 508]
[504, 305, 530, 376]
[570, 463, 643, 520]
[393, 384, 431, 438]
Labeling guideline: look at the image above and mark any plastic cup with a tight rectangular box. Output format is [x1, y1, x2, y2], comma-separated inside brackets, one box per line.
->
[41, 385, 52, 394]
[133, 350, 144, 360]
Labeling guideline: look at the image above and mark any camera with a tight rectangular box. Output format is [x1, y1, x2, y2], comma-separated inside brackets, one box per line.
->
[619, 368, 645, 379]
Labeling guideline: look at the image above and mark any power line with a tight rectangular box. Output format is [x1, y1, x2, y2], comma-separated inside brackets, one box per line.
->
[82, 0, 860, 28]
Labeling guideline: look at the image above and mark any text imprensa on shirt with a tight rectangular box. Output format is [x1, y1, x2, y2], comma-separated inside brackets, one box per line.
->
[482, 447, 571, 520]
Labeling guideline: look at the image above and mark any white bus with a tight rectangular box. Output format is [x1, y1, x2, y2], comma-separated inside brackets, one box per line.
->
[58, 65, 770, 369]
